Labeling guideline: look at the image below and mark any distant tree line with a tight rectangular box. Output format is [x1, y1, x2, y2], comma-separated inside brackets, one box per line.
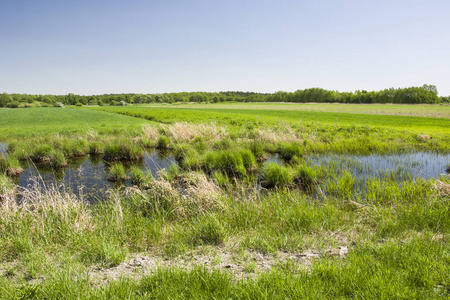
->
[0, 85, 448, 108]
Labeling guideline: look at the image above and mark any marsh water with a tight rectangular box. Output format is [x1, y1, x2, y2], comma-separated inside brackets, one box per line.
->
[16, 151, 177, 202]
[4, 144, 450, 201]
[306, 152, 450, 180]
[265, 152, 449, 194]
[0, 143, 7, 155]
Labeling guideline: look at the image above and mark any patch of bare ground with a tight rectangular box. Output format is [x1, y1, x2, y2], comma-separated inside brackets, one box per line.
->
[87, 246, 350, 284]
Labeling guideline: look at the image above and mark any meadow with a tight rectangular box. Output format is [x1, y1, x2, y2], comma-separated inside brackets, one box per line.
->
[139, 102, 450, 119]
[0, 103, 449, 299]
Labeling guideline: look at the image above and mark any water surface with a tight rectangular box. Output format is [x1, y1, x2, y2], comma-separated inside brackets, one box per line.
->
[0, 143, 7, 155]
[17, 151, 178, 202]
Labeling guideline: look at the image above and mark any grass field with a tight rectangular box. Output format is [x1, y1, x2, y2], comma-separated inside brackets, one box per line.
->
[1, 104, 450, 299]
[95, 104, 450, 134]
[140, 102, 450, 118]
[0, 107, 150, 138]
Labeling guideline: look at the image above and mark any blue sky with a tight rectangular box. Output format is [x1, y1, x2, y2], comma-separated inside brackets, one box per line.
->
[1, 0, 449, 95]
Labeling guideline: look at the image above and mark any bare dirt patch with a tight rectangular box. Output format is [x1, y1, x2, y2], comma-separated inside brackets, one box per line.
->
[87, 246, 349, 284]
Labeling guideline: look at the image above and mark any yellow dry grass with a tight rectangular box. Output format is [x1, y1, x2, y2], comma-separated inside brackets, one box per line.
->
[0, 179, 95, 234]
[165, 123, 226, 142]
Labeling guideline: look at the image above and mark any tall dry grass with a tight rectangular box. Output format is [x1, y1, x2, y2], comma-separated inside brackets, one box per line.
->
[0, 178, 95, 235]
[165, 123, 226, 142]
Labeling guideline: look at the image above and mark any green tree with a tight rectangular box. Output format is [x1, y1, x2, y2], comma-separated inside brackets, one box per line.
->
[0, 93, 13, 107]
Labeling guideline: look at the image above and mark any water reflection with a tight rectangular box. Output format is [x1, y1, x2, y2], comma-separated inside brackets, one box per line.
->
[0, 143, 7, 155]
[305, 152, 450, 181]
[16, 150, 178, 203]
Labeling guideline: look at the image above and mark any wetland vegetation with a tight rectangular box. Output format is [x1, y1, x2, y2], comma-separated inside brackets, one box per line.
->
[0, 101, 450, 299]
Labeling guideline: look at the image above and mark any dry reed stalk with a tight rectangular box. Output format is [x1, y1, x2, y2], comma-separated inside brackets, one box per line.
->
[434, 178, 450, 198]
[255, 128, 299, 143]
[0, 178, 95, 234]
[107, 190, 124, 229]
[179, 172, 224, 215]
[85, 129, 99, 140]
[167, 123, 225, 142]
[142, 124, 159, 140]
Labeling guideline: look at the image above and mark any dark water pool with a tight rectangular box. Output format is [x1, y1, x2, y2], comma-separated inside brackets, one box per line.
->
[16, 151, 178, 202]
[8, 148, 450, 202]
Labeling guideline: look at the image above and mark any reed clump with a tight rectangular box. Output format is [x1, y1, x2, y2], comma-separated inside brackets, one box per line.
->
[259, 162, 293, 189]
[156, 136, 171, 150]
[103, 143, 145, 161]
[204, 149, 256, 177]
[0, 155, 24, 176]
[108, 163, 128, 182]
[294, 164, 319, 192]
[278, 142, 304, 163]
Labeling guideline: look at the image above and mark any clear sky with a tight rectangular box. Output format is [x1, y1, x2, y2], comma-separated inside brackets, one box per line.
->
[1, 0, 449, 96]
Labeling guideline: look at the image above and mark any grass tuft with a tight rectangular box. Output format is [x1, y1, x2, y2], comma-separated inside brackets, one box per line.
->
[108, 163, 128, 182]
[260, 162, 293, 189]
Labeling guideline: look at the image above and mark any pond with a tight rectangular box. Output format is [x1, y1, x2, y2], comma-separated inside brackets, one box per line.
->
[305, 152, 450, 182]
[8, 149, 450, 202]
[16, 150, 178, 202]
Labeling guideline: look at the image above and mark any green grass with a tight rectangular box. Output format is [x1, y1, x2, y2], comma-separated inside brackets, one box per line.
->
[0, 107, 151, 138]
[93, 105, 450, 135]
[108, 163, 128, 182]
[259, 162, 293, 188]
[140, 102, 450, 118]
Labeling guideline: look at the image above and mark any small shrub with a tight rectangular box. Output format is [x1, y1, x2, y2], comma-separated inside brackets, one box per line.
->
[260, 162, 293, 189]
[5, 101, 19, 108]
[119, 101, 126, 106]
[75, 102, 83, 107]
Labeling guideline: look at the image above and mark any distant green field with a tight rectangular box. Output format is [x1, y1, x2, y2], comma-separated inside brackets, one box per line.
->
[94, 104, 450, 135]
[0, 107, 150, 138]
[139, 102, 450, 118]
